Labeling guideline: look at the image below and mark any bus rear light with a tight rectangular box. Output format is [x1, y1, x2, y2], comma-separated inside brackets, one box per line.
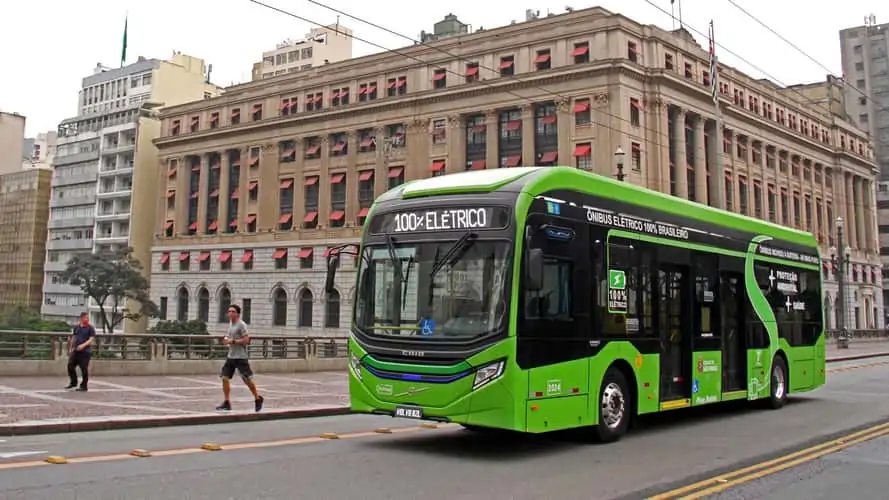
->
[472, 360, 505, 390]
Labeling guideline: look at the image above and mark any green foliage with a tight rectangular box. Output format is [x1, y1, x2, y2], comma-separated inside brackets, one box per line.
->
[61, 247, 158, 334]
[148, 319, 209, 336]
[0, 304, 70, 332]
[0, 305, 68, 360]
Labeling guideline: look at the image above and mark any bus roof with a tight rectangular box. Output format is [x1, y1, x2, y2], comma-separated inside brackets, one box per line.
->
[396, 166, 817, 248]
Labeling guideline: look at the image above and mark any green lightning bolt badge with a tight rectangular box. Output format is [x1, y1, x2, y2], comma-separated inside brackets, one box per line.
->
[609, 269, 626, 290]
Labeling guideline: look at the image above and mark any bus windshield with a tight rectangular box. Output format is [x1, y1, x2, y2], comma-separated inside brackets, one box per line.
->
[354, 238, 511, 340]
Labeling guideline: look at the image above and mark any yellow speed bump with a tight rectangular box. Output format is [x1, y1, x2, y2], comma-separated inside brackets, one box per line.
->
[374, 427, 393, 434]
[200, 442, 222, 451]
[320, 432, 339, 439]
[44, 456, 67, 465]
[420, 422, 438, 429]
[129, 449, 151, 458]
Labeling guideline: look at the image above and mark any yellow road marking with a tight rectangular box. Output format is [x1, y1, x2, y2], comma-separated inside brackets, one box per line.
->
[648, 421, 889, 499]
[827, 360, 889, 373]
[0, 423, 457, 471]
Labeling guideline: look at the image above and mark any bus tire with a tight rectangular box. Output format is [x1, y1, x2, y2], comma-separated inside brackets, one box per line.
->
[767, 356, 788, 410]
[592, 367, 632, 443]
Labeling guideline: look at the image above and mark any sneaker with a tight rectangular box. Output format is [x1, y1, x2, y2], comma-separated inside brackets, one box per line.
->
[65, 384, 76, 390]
[254, 396, 264, 412]
[75, 387, 88, 392]
[216, 400, 232, 411]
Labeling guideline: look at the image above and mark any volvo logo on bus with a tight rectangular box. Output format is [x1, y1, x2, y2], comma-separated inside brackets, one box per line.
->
[401, 350, 426, 357]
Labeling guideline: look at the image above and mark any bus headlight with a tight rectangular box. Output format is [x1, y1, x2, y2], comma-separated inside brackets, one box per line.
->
[350, 354, 362, 380]
[472, 360, 505, 390]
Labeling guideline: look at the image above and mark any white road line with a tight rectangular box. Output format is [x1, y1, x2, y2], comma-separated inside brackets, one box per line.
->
[166, 376, 220, 387]
[257, 375, 328, 385]
[0, 451, 46, 459]
[88, 381, 187, 400]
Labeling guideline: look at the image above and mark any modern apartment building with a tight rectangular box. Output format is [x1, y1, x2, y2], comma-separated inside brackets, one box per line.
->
[43, 53, 221, 329]
[252, 25, 353, 81]
[22, 131, 58, 170]
[0, 169, 52, 310]
[0, 111, 26, 175]
[150, 7, 882, 336]
[840, 18, 889, 320]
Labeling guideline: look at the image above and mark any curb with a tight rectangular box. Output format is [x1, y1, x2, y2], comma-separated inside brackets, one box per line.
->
[826, 351, 889, 363]
[0, 406, 353, 437]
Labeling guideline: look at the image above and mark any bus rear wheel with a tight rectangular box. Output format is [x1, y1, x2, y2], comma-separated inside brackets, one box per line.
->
[767, 356, 788, 410]
[591, 367, 632, 442]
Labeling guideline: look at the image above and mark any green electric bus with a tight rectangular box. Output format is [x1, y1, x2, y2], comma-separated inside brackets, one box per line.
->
[324, 166, 826, 441]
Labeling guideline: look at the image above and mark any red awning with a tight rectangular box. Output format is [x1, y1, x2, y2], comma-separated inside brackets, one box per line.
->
[272, 248, 287, 259]
[281, 148, 295, 157]
[166, 190, 175, 199]
[249, 156, 259, 166]
[329, 211, 345, 222]
[539, 151, 558, 163]
[332, 142, 346, 153]
[248, 181, 258, 191]
[190, 192, 199, 199]
[179, 252, 190, 261]
[504, 120, 521, 131]
[387, 80, 397, 89]
[358, 170, 374, 181]
[167, 168, 176, 178]
[231, 190, 239, 199]
[218, 251, 232, 263]
[534, 53, 551, 64]
[572, 45, 589, 56]
[209, 189, 219, 197]
[304, 176, 318, 186]
[540, 115, 557, 125]
[279, 179, 293, 189]
[305, 145, 321, 155]
[499, 59, 514, 69]
[469, 159, 486, 171]
[241, 250, 253, 263]
[573, 102, 590, 113]
[431, 160, 446, 172]
[298, 248, 313, 259]
[388, 167, 403, 178]
[504, 156, 521, 167]
[367, 84, 377, 93]
[432, 71, 446, 81]
[208, 220, 218, 231]
[164, 221, 173, 229]
[198, 252, 211, 262]
[279, 213, 293, 224]
[324, 247, 338, 257]
[188, 222, 198, 230]
[359, 137, 374, 148]
[573, 145, 592, 156]
[465, 66, 479, 77]
[396, 78, 406, 87]
[229, 219, 238, 228]
[331, 173, 345, 184]
[470, 124, 486, 133]
[303, 211, 318, 223]
[357, 207, 370, 218]
[159, 253, 170, 264]
[246, 214, 257, 224]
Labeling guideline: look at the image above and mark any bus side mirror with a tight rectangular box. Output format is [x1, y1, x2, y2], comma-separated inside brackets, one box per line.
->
[325, 255, 340, 293]
[527, 249, 544, 290]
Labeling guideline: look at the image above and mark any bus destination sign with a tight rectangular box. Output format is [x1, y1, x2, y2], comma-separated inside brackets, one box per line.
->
[370, 207, 509, 234]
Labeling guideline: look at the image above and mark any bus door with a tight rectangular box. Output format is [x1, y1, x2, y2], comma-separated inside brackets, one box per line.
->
[719, 272, 747, 393]
[657, 249, 692, 403]
[691, 252, 722, 405]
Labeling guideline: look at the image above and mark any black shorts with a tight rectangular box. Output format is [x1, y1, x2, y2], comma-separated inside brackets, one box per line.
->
[220, 358, 254, 380]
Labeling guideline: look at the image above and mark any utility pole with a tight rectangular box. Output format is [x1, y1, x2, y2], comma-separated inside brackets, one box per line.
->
[834, 217, 850, 349]
[708, 20, 726, 210]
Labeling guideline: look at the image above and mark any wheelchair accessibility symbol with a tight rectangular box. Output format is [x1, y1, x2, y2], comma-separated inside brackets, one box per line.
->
[419, 318, 436, 336]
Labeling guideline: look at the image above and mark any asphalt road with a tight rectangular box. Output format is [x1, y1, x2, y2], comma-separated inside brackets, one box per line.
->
[1, 357, 888, 500]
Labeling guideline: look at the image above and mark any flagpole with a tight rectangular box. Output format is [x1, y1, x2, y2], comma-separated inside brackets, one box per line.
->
[677, 0, 684, 30]
[671, 0, 676, 30]
[120, 12, 129, 68]
[709, 20, 726, 210]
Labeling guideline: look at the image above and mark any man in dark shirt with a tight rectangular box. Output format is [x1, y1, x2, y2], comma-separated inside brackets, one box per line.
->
[66, 312, 96, 392]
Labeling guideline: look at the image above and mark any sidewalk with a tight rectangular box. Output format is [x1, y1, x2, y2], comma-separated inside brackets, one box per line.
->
[1, 341, 887, 436]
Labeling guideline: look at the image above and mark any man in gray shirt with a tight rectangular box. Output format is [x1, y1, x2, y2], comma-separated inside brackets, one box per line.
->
[216, 304, 264, 412]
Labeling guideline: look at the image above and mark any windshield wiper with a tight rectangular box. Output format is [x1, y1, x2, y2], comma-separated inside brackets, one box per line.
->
[429, 231, 477, 280]
[385, 234, 403, 329]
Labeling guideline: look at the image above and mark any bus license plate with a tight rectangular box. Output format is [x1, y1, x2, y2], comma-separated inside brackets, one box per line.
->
[394, 406, 423, 419]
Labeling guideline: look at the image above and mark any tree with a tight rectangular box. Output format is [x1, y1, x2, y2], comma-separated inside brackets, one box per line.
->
[61, 247, 159, 333]
[0, 304, 69, 332]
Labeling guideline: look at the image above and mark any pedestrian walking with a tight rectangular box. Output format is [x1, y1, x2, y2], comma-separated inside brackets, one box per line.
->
[216, 304, 264, 412]
[66, 312, 95, 392]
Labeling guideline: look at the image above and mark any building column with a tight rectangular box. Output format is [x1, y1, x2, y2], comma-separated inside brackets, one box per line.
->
[854, 176, 866, 252]
[447, 114, 467, 173]
[236, 147, 250, 232]
[867, 179, 878, 254]
[672, 107, 688, 199]
[693, 116, 708, 205]
[173, 157, 187, 234]
[846, 173, 857, 250]
[484, 110, 499, 169]
[556, 99, 572, 167]
[218, 151, 230, 231]
[196, 153, 210, 234]
[521, 104, 535, 166]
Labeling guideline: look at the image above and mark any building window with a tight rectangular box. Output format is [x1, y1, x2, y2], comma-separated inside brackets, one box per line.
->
[304, 176, 319, 229]
[574, 99, 591, 125]
[573, 143, 592, 170]
[159, 297, 168, 320]
[465, 62, 480, 83]
[171, 120, 181, 136]
[572, 42, 590, 64]
[217, 287, 231, 323]
[630, 98, 641, 127]
[388, 167, 404, 189]
[273, 248, 288, 269]
[251, 103, 263, 121]
[246, 213, 257, 233]
[197, 288, 210, 323]
[431, 119, 446, 145]
[684, 62, 693, 79]
[176, 288, 189, 321]
[432, 69, 447, 89]
[242, 298, 252, 324]
[280, 140, 296, 163]
[499, 55, 515, 76]
[359, 82, 378, 101]
[330, 173, 346, 228]
[332, 87, 350, 107]
[219, 250, 232, 271]
[242, 249, 254, 270]
[199, 251, 211, 271]
[631, 142, 641, 171]
[190, 116, 200, 133]
[230, 108, 241, 125]
[280, 97, 297, 116]
[325, 290, 341, 328]
[272, 288, 288, 326]
[298, 289, 313, 327]
[627, 42, 638, 63]
[304, 137, 322, 160]
[358, 129, 376, 152]
[209, 112, 219, 129]
[664, 53, 674, 70]
[179, 252, 190, 271]
[431, 159, 446, 177]
[299, 247, 314, 269]
[279, 178, 294, 230]
[534, 49, 552, 71]
[330, 133, 348, 156]
[386, 76, 407, 97]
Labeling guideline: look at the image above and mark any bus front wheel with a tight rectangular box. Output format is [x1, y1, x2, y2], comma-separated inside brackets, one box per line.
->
[591, 367, 632, 442]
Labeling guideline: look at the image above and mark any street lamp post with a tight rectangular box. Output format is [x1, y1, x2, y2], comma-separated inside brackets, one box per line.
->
[614, 146, 626, 182]
[831, 217, 850, 349]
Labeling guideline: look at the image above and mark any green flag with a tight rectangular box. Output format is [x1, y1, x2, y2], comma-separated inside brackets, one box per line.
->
[120, 15, 128, 67]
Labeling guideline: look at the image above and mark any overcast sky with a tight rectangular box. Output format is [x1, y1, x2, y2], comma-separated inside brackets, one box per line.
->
[1, 0, 885, 136]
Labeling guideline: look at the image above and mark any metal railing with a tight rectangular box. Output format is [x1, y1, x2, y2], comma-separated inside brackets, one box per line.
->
[0, 331, 349, 361]
[824, 329, 889, 340]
